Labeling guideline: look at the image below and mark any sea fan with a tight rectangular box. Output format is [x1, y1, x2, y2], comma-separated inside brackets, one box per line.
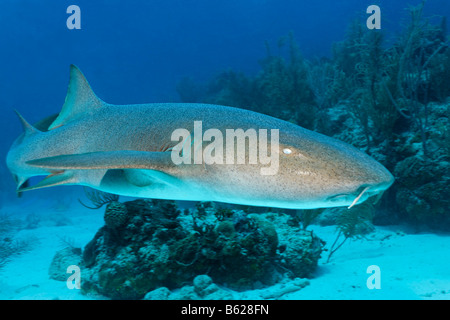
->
[78, 187, 120, 209]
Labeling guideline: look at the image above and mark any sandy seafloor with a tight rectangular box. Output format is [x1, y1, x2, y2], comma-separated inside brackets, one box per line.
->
[0, 195, 449, 300]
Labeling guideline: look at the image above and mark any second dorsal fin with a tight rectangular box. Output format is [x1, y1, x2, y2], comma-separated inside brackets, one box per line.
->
[14, 110, 40, 136]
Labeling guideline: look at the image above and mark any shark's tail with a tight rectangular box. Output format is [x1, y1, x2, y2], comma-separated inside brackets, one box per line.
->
[9, 110, 42, 196]
[8, 65, 105, 196]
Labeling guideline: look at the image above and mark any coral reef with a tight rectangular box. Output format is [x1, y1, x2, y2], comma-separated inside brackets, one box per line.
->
[80, 200, 323, 299]
[393, 102, 450, 228]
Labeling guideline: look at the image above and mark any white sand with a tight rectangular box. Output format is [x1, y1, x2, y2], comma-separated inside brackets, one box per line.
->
[1, 196, 449, 300]
[291, 225, 450, 299]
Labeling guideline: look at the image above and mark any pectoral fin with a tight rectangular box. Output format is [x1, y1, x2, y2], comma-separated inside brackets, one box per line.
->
[18, 171, 76, 192]
[26, 150, 175, 171]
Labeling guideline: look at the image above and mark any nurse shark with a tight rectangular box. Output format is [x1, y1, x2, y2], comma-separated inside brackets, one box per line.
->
[6, 65, 394, 209]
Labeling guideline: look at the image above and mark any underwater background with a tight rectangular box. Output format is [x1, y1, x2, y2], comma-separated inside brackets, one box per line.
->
[0, 0, 449, 300]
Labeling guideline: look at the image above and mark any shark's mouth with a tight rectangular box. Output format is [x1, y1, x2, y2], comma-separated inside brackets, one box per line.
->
[347, 186, 371, 209]
[326, 184, 383, 209]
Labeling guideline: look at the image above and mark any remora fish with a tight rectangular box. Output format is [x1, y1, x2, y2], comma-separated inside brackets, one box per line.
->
[6, 65, 394, 209]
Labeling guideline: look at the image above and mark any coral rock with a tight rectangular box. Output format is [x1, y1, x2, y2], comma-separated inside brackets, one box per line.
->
[81, 200, 323, 299]
[48, 247, 82, 281]
[104, 201, 128, 230]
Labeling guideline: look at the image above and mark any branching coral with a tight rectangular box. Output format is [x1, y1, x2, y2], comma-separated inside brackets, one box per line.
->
[386, 1, 449, 157]
[0, 213, 34, 269]
[326, 202, 374, 263]
[78, 187, 119, 209]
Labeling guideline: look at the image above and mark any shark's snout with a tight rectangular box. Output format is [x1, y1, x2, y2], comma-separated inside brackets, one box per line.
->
[367, 169, 394, 199]
[318, 142, 394, 209]
[365, 159, 395, 192]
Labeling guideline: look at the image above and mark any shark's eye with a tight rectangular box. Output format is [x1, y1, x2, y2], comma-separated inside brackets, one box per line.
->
[283, 148, 292, 155]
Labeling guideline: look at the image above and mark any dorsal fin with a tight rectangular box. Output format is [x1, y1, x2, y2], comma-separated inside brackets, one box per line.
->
[14, 110, 40, 136]
[48, 65, 104, 130]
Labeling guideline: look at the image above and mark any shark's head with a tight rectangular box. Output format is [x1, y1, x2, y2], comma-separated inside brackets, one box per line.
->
[270, 128, 394, 209]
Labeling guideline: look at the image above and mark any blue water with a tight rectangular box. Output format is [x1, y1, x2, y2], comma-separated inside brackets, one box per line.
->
[0, 0, 446, 181]
[0, 0, 449, 300]
[1, 1, 448, 117]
